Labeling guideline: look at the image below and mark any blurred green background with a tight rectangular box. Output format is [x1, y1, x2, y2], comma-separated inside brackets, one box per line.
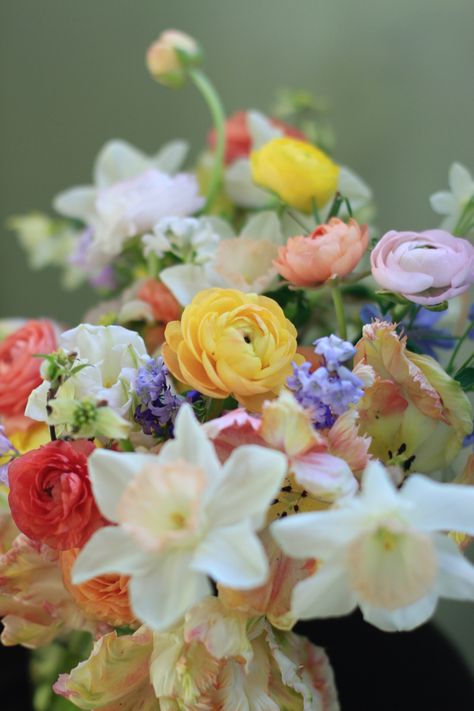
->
[1, 0, 474, 669]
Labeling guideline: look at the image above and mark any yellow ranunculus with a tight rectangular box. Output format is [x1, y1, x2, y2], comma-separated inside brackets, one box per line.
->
[250, 137, 339, 213]
[163, 288, 302, 410]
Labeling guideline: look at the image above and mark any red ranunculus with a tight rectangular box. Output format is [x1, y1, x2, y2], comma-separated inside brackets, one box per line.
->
[8, 439, 105, 550]
[207, 110, 306, 165]
[0, 319, 57, 429]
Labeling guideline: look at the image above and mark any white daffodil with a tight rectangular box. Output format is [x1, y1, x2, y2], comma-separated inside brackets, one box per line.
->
[430, 162, 474, 233]
[272, 460, 474, 632]
[72, 404, 287, 631]
[155, 211, 284, 304]
[26, 323, 148, 423]
[53, 139, 202, 265]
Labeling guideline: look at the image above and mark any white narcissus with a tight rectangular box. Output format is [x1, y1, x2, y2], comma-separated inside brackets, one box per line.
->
[72, 404, 287, 630]
[26, 324, 148, 424]
[430, 162, 474, 233]
[272, 460, 474, 632]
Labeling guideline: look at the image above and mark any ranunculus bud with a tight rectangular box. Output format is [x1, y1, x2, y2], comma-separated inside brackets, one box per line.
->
[146, 30, 201, 88]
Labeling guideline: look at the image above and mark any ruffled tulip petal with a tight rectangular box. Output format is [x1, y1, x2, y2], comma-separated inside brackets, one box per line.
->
[192, 520, 269, 589]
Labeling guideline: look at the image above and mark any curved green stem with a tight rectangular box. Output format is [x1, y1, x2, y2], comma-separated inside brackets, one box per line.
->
[447, 318, 474, 374]
[330, 282, 347, 340]
[189, 68, 226, 213]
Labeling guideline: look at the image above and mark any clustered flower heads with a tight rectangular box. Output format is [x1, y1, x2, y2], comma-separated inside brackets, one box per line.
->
[2, 25, 474, 711]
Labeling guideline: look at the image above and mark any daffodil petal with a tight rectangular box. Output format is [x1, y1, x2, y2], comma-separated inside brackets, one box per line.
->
[72, 526, 151, 584]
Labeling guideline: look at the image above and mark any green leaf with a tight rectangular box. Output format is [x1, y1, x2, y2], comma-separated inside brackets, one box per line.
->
[423, 301, 449, 312]
[454, 367, 474, 392]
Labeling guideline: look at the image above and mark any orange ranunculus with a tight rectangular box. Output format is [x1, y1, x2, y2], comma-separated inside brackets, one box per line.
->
[137, 278, 181, 323]
[163, 288, 302, 410]
[274, 218, 369, 287]
[0, 319, 57, 432]
[60, 548, 135, 627]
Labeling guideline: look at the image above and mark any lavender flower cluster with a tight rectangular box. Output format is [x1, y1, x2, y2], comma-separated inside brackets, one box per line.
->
[288, 335, 364, 429]
[133, 357, 184, 438]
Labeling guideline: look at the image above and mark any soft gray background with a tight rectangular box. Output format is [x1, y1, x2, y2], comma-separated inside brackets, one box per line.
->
[1, 0, 474, 667]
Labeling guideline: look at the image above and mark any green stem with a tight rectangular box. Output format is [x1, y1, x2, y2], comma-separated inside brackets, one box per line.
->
[446, 318, 474, 374]
[205, 396, 227, 422]
[189, 68, 226, 214]
[329, 281, 347, 340]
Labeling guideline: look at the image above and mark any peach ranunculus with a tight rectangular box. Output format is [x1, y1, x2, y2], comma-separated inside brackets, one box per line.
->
[163, 288, 303, 410]
[274, 218, 369, 286]
[0, 319, 57, 432]
[146, 30, 201, 88]
[354, 321, 473, 475]
[60, 548, 135, 628]
[137, 278, 181, 323]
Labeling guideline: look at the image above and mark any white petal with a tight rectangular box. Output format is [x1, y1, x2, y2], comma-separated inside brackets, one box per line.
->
[72, 526, 151, 583]
[94, 140, 152, 187]
[224, 159, 270, 208]
[160, 263, 213, 305]
[205, 445, 287, 529]
[291, 558, 357, 619]
[247, 110, 283, 149]
[153, 140, 189, 174]
[240, 210, 284, 244]
[360, 460, 400, 510]
[434, 534, 474, 600]
[53, 187, 97, 222]
[337, 165, 372, 208]
[88, 448, 158, 521]
[204, 215, 235, 239]
[271, 508, 364, 560]
[159, 404, 221, 482]
[449, 162, 474, 201]
[25, 380, 50, 421]
[401, 475, 474, 535]
[129, 552, 211, 630]
[430, 191, 457, 215]
[192, 520, 268, 589]
[359, 593, 438, 632]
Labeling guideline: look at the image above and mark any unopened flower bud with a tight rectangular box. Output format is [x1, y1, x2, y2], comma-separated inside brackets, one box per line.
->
[146, 30, 201, 88]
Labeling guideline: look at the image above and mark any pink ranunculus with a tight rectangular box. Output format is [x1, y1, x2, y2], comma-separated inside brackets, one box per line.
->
[0, 320, 57, 431]
[274, 218, 369, 287]
[371, 229, 474, 305]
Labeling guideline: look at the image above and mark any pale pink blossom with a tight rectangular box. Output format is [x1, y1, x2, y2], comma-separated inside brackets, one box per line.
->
[371, 229, 474, 305]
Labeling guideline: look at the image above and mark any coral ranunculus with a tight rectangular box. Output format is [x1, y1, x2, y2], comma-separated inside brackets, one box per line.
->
[274, 218, 369, 286]
[162, 288, 303, 409]
[208, 110, 306, 165]
[8, 440, 105, 550]
[60, 548, 135, 627]
[250, 136, 339, 212]
[137, 278, 181, 323]
[0, 319, 57, 430]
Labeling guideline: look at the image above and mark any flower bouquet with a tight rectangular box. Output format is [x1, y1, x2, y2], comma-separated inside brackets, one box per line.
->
[2, 29, 474, 710]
